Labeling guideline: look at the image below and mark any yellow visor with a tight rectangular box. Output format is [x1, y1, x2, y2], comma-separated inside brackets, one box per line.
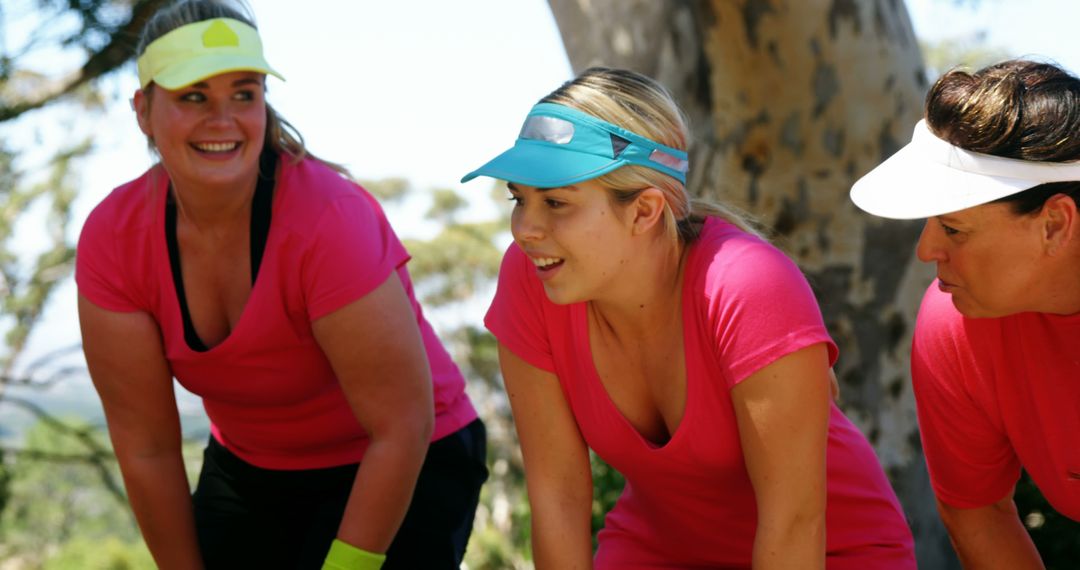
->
[136, 17, 284, 89]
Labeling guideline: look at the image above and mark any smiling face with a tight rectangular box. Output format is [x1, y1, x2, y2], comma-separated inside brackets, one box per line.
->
[916, 201, 1046, 317]
[509, 179, 639, 305]
[134, 71, 267, 194]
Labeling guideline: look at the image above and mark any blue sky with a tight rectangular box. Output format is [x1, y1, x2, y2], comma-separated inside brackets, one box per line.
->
[10, 0, 1080, 372]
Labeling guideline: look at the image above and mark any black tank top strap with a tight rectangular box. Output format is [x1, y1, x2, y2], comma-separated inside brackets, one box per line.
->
[165, 150, 278, 353]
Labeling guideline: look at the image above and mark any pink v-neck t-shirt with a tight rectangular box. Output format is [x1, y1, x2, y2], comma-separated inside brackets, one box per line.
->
[76, 157, 476, 470]
[486, 217, 914, 569]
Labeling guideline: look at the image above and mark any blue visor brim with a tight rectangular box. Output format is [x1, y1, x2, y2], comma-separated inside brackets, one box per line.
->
[461, 102, 688, 188]
[460, 139, 627, 188]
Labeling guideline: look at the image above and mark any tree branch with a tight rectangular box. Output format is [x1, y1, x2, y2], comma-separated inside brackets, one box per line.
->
[0, 0, 170, 122]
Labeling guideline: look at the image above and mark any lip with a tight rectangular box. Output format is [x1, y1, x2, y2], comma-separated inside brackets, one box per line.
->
[534, 261, 563, 282]
[191, 140, 242, 152]
[524, 251, 565, 281]
[937, 277, 957, 291]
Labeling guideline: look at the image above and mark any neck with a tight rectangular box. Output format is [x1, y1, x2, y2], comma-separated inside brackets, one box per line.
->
[590, 236, 687, 337]
[1038, 251, 1080, 315]
[166, 168, 260, 230]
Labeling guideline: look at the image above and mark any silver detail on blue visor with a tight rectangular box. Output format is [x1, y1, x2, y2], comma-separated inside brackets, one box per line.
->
[649, 149, 689, 174]
[520, 116, 574, 144]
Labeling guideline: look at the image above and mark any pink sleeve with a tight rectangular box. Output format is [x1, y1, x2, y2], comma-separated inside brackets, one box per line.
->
[704, 239, 838, 388]
[302, 192, 410, 321]
[911, 286, 1019, 508]
[484, 244, 555, 373]
[75, 203, 142, 313]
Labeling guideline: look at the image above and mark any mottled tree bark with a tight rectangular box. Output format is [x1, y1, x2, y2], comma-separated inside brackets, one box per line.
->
[547, 0, 956, 567]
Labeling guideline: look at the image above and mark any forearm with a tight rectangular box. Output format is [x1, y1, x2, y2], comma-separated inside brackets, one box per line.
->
[117, 452, 203, 570]
[943, 505, 1043, 569]
[335, 424, 431, 553]
[529, 493, 593, 570]
[752, 514, 825, 570]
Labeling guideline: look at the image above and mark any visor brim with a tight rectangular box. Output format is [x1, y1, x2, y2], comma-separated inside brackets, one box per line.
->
[850, 140, 1036, 219]
[150, 54, 284, 90]
[461, 140, 625, 188]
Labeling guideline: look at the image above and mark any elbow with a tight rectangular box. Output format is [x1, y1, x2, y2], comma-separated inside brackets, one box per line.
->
[755, 508, 826, 559]
[415, 406, 435, 444]
[768, 509, 826, 538]
[387, 400, 434, 452]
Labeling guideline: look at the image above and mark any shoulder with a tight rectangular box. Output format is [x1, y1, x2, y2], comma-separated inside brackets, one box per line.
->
[76, 167, 164, 312]
[81, 167, 163, 244]
[911, 283, 1005, 395]
[913, 284, 999, 356]
[689, 217, 836, 382]
[690, 217, 812, 302]
[274, 156, 387, 229]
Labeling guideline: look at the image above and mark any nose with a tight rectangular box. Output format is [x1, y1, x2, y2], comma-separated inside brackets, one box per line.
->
[511, 201, 545, 243]
[915, 219, 944, 263]
[205, 98, 234, 126]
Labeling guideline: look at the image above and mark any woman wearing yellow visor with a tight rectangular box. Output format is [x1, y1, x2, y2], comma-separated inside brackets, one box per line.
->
[851, 59, 1080, 567]
[75, 1, 485, 568]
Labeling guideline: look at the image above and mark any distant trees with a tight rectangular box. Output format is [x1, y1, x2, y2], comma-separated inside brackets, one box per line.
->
[0, 1, 168, 565]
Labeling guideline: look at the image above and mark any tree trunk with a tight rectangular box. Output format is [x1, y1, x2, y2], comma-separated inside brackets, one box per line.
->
[547, 0, 956, 567]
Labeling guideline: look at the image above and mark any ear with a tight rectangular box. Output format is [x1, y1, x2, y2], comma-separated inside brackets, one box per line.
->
[1040, 193, 1078, 255]
[629, 187, 669, 236]
[132, 89, 152, 137]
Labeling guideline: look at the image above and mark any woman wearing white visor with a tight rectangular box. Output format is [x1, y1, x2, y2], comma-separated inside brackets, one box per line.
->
[463, 67, 915, 569]
[851, 59, 1080, 568]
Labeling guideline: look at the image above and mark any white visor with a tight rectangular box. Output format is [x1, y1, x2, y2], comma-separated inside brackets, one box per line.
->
[850, 119, 1080, 219]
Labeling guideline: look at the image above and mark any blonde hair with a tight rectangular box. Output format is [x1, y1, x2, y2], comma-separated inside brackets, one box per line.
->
[541, 67, 758, 242]
[136, 0, 348, 175]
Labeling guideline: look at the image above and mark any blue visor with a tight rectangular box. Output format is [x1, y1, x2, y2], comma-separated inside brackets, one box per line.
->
[461, 102, 689, 187]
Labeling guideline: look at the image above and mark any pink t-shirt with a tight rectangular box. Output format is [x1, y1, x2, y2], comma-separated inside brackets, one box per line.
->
[912, 283, 1080, 518]
[486, 217, 915, 569]
[76, 156, 476, 470]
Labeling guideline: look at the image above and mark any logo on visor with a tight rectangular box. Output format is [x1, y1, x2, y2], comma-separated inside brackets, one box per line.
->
[649, 149, 688, 174]
[521, 116, 574, 144]
[203, 20, 240, 48]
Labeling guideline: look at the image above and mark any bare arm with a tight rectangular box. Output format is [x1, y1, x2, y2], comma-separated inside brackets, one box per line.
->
[498, 344, 593, 570]
[938, 492, 1044, 569]
[731, 343, 832, 570]
[78, 295, 202, 570]
[311, 272, 434, 554]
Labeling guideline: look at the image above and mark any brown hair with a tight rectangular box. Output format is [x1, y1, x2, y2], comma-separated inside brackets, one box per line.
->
[137, 0, 347, 174]
[541, 67, 759, 242]
[925, 59, 1080, 214]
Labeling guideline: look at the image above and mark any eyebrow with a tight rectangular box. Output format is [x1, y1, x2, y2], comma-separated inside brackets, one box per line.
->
[188, 77, 264, 89]
[506, 182, 575, 193]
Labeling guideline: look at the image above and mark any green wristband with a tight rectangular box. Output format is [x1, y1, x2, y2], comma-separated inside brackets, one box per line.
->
[321, 539, 386, 570]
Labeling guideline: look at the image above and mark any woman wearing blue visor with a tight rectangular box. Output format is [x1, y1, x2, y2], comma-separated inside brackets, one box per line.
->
[76, 1, 485, 568]
[851, 59, 1080, 568]
[463, 67, 915, 569]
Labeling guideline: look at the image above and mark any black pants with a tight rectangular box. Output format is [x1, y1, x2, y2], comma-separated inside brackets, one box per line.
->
[192, 419, 488, 569]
